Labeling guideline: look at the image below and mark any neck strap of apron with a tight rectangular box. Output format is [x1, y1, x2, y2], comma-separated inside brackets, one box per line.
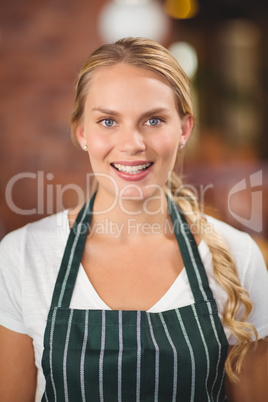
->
[50, 192, 96, 309]
[50, 192, 214, 309]
[166, 195, 214, 304]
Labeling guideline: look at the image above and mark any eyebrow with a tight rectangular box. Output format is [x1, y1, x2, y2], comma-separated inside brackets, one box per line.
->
[91, 107, 170, 118]
[92, 107, 120, 116]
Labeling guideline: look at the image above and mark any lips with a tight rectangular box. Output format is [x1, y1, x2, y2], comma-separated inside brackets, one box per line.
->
[112, 162, 153, 174]
[110, 161, 154, 181]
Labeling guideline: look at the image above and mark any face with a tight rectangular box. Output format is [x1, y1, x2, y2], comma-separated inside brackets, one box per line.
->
[76, 63, 193, 203]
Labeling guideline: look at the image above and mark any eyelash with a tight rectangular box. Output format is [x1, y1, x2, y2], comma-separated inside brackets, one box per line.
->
[97, 116, 165, 128]
[144, 117, 165, 126]
[98, 118, 116, 128]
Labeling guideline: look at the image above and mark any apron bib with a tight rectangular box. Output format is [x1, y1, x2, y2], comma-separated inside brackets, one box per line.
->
[41, 194, 228, 401]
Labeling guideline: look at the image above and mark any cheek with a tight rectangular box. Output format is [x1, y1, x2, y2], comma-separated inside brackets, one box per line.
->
[153, 132, 179, 162]
[87, 134, 112, 161]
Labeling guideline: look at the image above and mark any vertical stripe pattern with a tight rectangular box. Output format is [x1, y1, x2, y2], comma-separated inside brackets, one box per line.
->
[207, 302, 222, 399]
[136, 310, 141, 402]
[57, 202, 90, 307]
[99, 310, 106, 402]
[191, 304, 211, 401]
[41, 195, 228, 402]
[80, 310, 89, 402]
[172, 200, 227, 401]
[159, 313, 178, 402]
[175, 309, 196, 402]
[48, 308, 57, 402]
[147, 313, 160, 402]
[118, 310, 123, 402]
[63, 309, 74, 402]
[217, 367, 227, 402]
[174, 208, 208, 302]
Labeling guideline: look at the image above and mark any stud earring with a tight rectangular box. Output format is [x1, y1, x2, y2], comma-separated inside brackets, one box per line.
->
[82, 144, 88, 151]
[179, 143, 184, 150]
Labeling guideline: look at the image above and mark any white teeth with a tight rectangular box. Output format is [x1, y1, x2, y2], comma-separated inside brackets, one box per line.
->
[113, 162, 151, 174]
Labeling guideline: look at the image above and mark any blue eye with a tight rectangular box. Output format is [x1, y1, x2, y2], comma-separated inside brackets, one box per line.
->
[145, 118, 161, 126]
[101, 119, 115, 127]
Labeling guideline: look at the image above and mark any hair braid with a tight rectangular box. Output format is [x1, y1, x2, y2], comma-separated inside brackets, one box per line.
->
[164, 172, 258, 382]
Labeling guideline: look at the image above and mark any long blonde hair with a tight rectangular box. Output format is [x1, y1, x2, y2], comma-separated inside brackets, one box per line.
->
[71, 37, 257, 382]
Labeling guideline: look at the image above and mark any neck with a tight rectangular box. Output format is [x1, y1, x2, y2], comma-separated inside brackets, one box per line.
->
[90, 188, 172, 241]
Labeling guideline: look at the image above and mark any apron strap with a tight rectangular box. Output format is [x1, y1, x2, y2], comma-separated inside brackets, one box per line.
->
[167, 196, 214, 304]
[50, 192, 214, 309]
[50, 192, 96, 308]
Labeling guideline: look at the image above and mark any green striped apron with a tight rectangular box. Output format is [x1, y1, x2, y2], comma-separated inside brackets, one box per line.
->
[41, 194, 228, 401]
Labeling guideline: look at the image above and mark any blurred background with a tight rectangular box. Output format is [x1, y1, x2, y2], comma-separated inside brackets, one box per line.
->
[0, 0, 267, 262]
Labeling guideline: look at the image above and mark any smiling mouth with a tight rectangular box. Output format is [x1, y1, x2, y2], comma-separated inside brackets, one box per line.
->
[111, 162, 154, 174]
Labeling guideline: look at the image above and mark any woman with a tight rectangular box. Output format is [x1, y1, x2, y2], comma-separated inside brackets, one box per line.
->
[0, 37, 267, 401]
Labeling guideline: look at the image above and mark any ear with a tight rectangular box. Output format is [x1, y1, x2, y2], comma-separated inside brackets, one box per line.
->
[180, 114, 194, 145]
[75, 124, 87, 149]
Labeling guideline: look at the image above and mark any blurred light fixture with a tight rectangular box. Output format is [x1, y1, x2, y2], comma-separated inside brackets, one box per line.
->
[169, 41, 198, 79]
[98, 0, 170, 43]
[164, 0, 199, 19]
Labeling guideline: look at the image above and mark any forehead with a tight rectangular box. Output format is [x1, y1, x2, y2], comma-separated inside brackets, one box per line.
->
[85, 63, 177, 110]
[90, 63, 170, 85]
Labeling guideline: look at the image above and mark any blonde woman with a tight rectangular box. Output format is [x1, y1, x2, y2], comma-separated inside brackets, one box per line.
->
[0, 37, 267, 401]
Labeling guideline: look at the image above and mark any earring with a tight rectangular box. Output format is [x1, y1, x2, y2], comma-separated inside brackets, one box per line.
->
[82, 144, 88, 151]
[179, 143, 184, 150]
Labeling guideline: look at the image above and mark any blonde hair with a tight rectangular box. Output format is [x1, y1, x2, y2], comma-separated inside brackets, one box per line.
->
[71, 37, 257, 382]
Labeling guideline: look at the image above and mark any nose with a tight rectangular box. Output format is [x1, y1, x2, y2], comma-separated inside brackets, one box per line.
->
[117, 126, 146, 154]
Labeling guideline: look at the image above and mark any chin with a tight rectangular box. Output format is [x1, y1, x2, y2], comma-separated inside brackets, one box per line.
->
[118, 183, 166, 203]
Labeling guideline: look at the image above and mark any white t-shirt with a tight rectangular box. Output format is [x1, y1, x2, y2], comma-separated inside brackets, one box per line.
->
[0, 210, 268, 401]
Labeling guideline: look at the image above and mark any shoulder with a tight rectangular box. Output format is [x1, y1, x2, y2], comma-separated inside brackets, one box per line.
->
[205, 215, 268, 316]
[0, 211, 68, 335]
[205, 215, 251, 247]
[204, 216, 268, 341]
[205, 215, 263, 272]
[0, 210, 69, 262]
[0, 210, 69, 313]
